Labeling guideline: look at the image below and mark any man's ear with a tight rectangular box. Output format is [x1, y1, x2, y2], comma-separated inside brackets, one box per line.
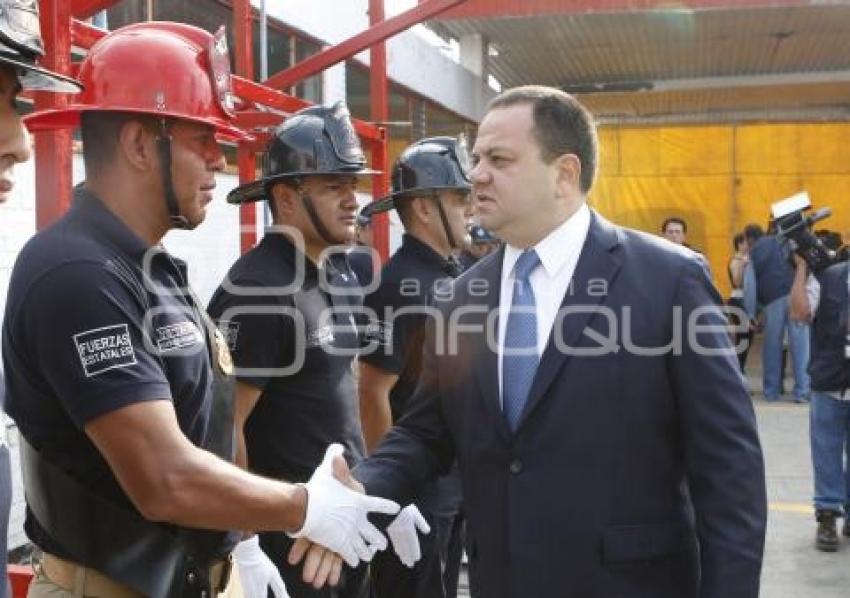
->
[117, 120, 157, 173]
[411, 196, 433, 224]
[270, 183, 297, 217]
[554, 153, 581, 197]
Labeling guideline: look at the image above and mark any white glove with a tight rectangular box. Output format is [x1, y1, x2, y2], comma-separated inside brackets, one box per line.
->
[232, 536, 289, 598]
[387, 505, 431, 568]
[290, 443, 400, 568]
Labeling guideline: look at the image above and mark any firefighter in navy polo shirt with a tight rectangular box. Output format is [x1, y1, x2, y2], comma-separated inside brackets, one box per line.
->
[358, 137, 473, 598]
[208, 102, 428, 598]
[4, 23, 397, 598]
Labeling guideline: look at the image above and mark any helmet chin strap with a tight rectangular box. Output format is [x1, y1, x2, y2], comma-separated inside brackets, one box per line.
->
[155, 119, 190, 230]
[431, 193, 458, 251]
[295, 178, 338, 247]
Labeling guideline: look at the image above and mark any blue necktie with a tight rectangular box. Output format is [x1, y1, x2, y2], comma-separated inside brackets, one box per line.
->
[503, 249, 541, 432]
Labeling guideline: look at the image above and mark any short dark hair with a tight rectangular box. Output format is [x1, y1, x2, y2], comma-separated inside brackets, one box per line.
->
[486, 86, 598, 194]
[743, 223, 765, 243]
[733, 232, 746, 251]
[661, 217, 687, 233]
[80, 111, 161, 177]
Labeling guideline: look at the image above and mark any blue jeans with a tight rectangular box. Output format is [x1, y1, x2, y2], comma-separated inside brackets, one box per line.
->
[762, 295, 811, 400]
[810, 392, 850, 512]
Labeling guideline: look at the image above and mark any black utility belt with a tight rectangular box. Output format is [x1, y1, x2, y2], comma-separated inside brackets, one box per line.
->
[21, 436, 234, 598]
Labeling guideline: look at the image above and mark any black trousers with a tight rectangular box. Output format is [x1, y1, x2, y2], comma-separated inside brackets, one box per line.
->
[371, 474, 465, 598]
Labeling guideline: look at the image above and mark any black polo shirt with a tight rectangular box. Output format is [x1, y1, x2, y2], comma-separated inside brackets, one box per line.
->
[361, 233, 461, 421]
[2, 188, 216, 558]
[207, 231, 366, 482]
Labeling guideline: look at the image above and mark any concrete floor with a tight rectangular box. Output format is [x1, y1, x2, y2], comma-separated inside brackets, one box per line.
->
[758, 399, 850, 598]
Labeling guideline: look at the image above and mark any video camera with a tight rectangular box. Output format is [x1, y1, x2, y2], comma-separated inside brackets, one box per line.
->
[771, 192, 843, 272]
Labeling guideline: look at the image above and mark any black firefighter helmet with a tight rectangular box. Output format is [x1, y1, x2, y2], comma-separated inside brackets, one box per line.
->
[362, 135, 472, 217]
[227, 101, 377, 204]
[0, 0, 81, 92]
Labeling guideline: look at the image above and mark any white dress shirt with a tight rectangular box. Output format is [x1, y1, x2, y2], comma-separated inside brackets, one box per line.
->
[497, 203, 592, 404]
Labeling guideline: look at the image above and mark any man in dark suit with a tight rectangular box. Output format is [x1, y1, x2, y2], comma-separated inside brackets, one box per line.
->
[353, 86, 767, 598]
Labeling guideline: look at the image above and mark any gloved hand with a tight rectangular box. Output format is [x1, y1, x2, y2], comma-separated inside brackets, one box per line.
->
[289, 443, 400, 568]
[387, 504, 431, 568]
[232, 536, 289, 598]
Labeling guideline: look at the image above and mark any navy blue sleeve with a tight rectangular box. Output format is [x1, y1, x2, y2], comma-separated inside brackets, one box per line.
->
[670, 257, 767, 598]
[207, 277, 292, 391]
[359, 285, 421, 375]
[20, 262, 172, 428]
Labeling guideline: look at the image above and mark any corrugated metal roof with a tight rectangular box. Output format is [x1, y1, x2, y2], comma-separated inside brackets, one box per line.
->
[430, 4, 850, 122]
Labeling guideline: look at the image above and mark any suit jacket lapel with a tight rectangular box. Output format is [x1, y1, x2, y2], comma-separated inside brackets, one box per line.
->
[469, 246, 512, 441]
[515, 211, 623, 431]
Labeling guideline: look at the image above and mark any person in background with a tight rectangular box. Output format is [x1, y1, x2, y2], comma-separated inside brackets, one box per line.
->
[347, 211, 379, 289]
[661, 216, 689, 246]
[358, 137, 472, 598]
[459, 224, 501, 269]
[789, 253, 850, 551]
[744, 220, 811, 402]
[728, 232, 754, 371]
[208, 102, 422, 598]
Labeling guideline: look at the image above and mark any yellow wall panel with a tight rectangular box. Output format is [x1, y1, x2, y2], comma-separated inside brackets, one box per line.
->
[589, 123, 850, 297]
[619, 128, 661, 175]
[657, 127, 733, 176]
[798, 124, 850, 175]
[734, 124, 800, 175]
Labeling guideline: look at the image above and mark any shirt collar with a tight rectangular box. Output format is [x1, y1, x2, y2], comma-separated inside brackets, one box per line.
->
[71, 185, 154, 263]
[261, 228, 353, 281]
[401, 233, 454, 273]
[503, 202, 591, 279]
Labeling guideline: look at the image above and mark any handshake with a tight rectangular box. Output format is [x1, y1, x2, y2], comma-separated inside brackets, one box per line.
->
[290, 443, 429, 570]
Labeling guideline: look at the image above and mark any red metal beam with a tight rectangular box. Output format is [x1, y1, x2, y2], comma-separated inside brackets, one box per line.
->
[262, 0, 468, 92]
[426, 0, 828, 20]
[71, 18, 107, 49]
[233, 0, 257, 253]
[369, 0, 390, 263]
[34, 0, 74, 230]
[71, 0, 118, 20]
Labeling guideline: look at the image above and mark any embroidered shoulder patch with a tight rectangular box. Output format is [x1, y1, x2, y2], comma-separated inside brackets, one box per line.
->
[73, 324, 137, 377]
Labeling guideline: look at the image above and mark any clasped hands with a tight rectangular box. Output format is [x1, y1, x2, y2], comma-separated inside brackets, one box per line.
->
[287, 444, 431, 587]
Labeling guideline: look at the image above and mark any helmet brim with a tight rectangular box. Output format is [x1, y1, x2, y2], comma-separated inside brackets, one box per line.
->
[23, 106, 253, 142]
[359, 196, 395, 217]
[0, 56, 82, 93]
[362, 184, 471, 217]
[227, 168, 382, 205]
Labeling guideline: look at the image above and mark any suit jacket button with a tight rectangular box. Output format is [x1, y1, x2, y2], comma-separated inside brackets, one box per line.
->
[509, 459, 523, 474]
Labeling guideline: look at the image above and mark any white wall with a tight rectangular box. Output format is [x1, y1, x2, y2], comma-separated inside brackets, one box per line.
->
[255, 0, 495, 122]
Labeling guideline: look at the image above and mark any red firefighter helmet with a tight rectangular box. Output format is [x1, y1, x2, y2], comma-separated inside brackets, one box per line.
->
[24, 21, 249, 141]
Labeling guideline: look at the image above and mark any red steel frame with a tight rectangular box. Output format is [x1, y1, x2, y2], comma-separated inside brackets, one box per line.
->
[33, 0, 468, 262]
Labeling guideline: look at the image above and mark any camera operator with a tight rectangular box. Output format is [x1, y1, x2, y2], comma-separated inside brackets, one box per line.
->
[746, 223, 811, 402]
[789, 253, 850, 551]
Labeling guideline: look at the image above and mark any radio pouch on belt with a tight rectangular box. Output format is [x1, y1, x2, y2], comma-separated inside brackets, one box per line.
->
[21, 299, 237, 598]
